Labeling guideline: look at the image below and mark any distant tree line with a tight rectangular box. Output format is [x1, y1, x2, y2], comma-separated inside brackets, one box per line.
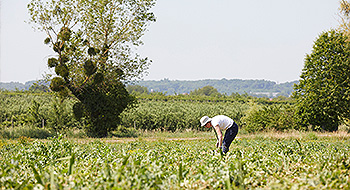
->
[130, 79, 297, 97]
[0, 81, 36, 91]
[2, 79, 297, 98]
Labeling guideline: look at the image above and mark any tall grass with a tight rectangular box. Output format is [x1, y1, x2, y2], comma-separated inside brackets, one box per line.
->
[1, 135, 349, 189]
[0, 125, 54, 139]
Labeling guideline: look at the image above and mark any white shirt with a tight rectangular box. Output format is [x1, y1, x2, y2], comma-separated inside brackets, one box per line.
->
[211, 115, 234, 131]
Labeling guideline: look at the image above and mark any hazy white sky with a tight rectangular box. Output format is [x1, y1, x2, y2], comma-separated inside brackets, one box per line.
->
[0, 0, 341, 83]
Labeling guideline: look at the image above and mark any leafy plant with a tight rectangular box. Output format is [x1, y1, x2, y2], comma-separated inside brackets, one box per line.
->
[242, 103, 297, 132]
[27, 0, 156, 137]
[293, 30, 350, 131]
[1, 135, 349, 189]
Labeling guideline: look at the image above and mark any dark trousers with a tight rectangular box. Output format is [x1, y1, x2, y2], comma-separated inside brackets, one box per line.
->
[222, 122, 239, 153]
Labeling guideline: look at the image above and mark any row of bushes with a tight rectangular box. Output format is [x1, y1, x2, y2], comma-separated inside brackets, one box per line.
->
[120, 100, 248, 131]
[0, 92, 83, 132]
[120, 100, 303, 133]
[1, 92, 348, 138]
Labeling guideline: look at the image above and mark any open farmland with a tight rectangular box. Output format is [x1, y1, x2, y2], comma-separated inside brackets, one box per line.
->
[1, 133, 349, 189]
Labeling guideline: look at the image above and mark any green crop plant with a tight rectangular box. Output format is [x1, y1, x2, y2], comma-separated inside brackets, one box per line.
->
[120, 100, 248, 131]
[1, 135, 349, 189]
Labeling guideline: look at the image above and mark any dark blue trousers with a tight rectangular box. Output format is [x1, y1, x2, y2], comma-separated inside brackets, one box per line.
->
[222, 122, 239, 153]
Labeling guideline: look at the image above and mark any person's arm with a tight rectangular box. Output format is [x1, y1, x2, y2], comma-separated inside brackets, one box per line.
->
[213, 125, 223, 148]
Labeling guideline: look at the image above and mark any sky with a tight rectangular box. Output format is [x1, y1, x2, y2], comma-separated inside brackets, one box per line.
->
[0, 0, 342, 83]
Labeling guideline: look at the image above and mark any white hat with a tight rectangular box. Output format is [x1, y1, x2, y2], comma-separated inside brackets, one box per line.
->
[200, 116, 212, 127]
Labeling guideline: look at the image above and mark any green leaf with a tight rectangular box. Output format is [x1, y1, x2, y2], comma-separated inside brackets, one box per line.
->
[31, 164, 43, 185]
[68, 153, 75, 175]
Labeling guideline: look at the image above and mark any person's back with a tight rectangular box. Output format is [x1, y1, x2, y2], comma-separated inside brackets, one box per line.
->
[211, 115, 233, 131]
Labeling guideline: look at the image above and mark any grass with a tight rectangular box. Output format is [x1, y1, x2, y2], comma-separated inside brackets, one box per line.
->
[0, 125, 54, 139]
[4, 123, 350, 142]
[1, 125, 349, 142]
[134, 129, 350, 141]
[239, 130, 350, 141]
[1, 132, 349, 189]
[55, 129, 350, 147]
[139, 128, 213, 138]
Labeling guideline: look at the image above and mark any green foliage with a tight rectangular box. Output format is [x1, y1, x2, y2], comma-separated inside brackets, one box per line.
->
[55, 64, 69, 78]
[44, 37, 50, 44]
[53, 41, 65, 52]
[0, 126, 53, 139]
[339, 0, 350, 37]
[28, 0, 156, 83]
[47, 58, 58, 68]
[0, 92, 81, 134]
[1, 79, 297, 97]
[120, 100, 248, 131]
[126, 84, 149, 95]
[72, 102, 84, 120]
[29, 83, 49, 93]
[1, 137, 349, 189]
[242, 103, 298, 132]
[190, 85, 221, 97]
[1, 91, 299, 137]
[28, 0, 156, 137]
[110, 125, 139, 138]
[75, 82, 136, 137]
[58, 27, 71, 41]
[59, 55, 69, 63]
[0, 81, 36, 91]
[50, 77, 65, 92]
[28, 100, 43, 128]
[87, 47, 97, 56]
[49, 97, 77, 132]
[83, 60, 96, 76]
[93, 72, 104, 84]
[136, 78, 297, 97]
[293, 30, 350, 131]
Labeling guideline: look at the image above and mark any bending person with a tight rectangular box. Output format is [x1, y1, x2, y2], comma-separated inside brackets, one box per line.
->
[200, 115, 239, 153]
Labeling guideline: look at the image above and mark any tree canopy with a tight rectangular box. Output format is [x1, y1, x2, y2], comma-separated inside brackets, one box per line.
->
[28, 0, 156, 137]
[190, 86, 221, 97]
[293, 30, 350, 131]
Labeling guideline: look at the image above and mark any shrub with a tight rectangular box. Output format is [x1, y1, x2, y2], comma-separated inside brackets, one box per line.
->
[242, 104, 297, 132]
[0, 126, 54, 139]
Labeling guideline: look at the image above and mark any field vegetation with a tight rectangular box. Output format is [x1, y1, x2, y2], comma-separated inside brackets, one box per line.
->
[1, 83, 349, 189]
[1, 132, 349, 189]
[1, 89, 350, 138]
[0, 90, 304, 138]
[2, 0, 350, 188]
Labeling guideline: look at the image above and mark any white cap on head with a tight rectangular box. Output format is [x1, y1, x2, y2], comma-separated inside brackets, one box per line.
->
[200, 116, 212, 127]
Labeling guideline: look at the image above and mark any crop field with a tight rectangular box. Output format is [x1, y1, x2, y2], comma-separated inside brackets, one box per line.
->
[1, 133, 350, 189]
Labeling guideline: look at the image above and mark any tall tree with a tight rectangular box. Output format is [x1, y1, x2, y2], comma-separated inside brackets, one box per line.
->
[28, 0, 156, 137]
[293, 30, 350, 131]
[339, 0, 350, 37]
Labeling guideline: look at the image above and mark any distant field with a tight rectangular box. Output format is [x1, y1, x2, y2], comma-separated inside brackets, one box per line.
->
[1, 132, 349, 189]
